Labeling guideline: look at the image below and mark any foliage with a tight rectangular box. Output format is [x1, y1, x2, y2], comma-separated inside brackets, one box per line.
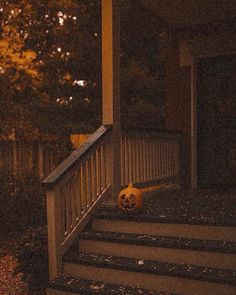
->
[0, 0, 169, 136]
[0, 172, 46, 233]
[14, 226, 48, 295]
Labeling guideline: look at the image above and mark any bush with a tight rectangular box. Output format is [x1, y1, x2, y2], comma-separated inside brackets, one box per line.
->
[14, 226, 48, 295]
[0, 172, 46, 234]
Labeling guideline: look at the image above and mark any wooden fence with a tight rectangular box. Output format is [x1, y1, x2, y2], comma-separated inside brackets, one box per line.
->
[0, 140, 71, 179]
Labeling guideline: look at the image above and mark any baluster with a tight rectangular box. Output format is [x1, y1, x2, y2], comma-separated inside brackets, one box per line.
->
[70, 175, 77, 228]
[125, 136, 129, 185]
[120, 137, 123, 185]
[142, 139, 146, 182]
[165, 141, 168, 178]
[141, 138, 145, 183]
[136, 138, 139, 183]
[147, 139, 150, 182]
[156, 141, 160, 180]
[74, 169, 82, 220]
[162, 140, 165, 178]
[166, 141, 169, 178]
[92, 153, 97, 202]
[171, 140, 175, 177]
[154, 139, 158, 180]
[97, 148, 101, 194]
[121, 136, 125, 185]
[59, 186, 66, 237]
[150, 139, 154, 181]
[176, 140, 180, 177]
[166, 140, 170, 178]
[65, 181, 72, 236]
[149, 139, 152, 181]
[136, 138, 140, 183]
[86, 159, 92, 207]
[90, 154, 96, 203]
[164, 140, 167, 178]
[81, 163, 87, 213]
[144, 140, 148, 182]
[132, 138, 136, 183]
[128, 137, 132, 184]
[160, 140, 163, 179]
[150, 139, 153, 181]
[170, 141, 173, 177]
[101, 145, 106, 190]
[168, 141, 172, 177]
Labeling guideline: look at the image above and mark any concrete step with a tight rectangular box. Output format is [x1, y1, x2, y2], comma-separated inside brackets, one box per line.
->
[47, 275, 178, 295]
[92, 213, 236, 242]
[78, 230, 236, 270]
[63, 251, 236, 295]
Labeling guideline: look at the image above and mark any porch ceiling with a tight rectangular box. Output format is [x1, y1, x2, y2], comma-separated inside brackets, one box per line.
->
[138, 0, 236, 28]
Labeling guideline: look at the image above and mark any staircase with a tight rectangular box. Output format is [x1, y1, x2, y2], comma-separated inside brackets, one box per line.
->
[47, 192, 236, 295]
[43, 126, 235, 294]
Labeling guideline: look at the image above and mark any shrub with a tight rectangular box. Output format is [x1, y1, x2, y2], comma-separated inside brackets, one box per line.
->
[14, 226, 48, 295]
[0, 172, 46, 234]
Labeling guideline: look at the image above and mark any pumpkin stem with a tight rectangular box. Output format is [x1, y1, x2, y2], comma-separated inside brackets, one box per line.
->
[128, 183, 133, 188]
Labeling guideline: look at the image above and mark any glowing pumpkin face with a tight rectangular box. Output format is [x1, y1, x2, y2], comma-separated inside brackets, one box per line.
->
[118, 184, 142, 212]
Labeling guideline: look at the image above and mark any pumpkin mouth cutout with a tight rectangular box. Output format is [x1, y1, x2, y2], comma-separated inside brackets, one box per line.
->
[120, 194, 136, 210]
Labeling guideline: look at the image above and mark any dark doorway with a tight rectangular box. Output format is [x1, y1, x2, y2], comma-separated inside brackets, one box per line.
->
[197, 55, 236, 188]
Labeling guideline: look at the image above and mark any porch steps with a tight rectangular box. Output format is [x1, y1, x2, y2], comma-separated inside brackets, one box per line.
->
[78, 230, 236, 270]
[47, 275, 176, 295]
[93, 208, 236, 242]
[47, 208, 236, 295]
[63, 250, 236, 295]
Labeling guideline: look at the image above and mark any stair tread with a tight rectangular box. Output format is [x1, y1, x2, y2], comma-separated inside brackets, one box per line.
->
[64, 251, 236, 286]
[95, 207, 236, 226]
[79, 230, 236, 254]
[48, 275, 179, 295]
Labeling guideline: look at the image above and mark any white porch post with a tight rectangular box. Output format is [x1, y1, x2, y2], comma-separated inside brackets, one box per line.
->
[102, 0, 121, 202]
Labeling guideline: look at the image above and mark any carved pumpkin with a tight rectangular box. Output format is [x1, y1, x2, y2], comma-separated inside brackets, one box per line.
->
[118, 183, 143, 212]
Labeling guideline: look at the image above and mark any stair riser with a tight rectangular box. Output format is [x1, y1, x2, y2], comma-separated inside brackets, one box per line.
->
[78, 239, 236, 270]
[47, 289, 83, 295]
[64, 262, 236, 295]
[92, 219, 236, 242]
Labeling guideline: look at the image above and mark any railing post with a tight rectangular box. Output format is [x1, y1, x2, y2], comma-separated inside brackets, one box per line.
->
[46, 188, 63, 279]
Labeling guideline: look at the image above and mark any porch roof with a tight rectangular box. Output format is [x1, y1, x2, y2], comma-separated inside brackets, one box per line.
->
[138, 0, 236, 28]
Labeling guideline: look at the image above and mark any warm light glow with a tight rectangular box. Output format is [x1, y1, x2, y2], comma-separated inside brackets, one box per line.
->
[73, 80, 85, 87]
[58, 17, 64, 26]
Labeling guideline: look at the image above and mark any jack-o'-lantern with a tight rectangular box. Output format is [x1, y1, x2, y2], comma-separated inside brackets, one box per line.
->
[118, 183, 143, 212]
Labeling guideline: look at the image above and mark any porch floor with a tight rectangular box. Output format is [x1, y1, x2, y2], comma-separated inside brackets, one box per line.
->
[102, 189, 236, 226]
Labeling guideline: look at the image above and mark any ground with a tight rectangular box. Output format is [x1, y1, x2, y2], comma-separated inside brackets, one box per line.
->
[0, 234, 28, 295]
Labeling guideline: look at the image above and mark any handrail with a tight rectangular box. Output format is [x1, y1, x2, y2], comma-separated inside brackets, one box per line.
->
[42, 125, 111, 189]
[43, 125, 112, 279]
[122, 129, 181, 139]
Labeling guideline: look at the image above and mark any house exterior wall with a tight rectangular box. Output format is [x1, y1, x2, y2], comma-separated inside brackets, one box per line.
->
[164, 29, 236, 188]
[164, 37, 192, 188]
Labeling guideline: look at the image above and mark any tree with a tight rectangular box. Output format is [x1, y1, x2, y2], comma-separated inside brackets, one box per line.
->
[0, 13, 41, 135]
[0, 0, 169, 137]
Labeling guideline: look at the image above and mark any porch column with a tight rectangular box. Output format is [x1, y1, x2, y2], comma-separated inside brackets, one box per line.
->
[102, 0, 121, 202]
[191, 61, 197, 189]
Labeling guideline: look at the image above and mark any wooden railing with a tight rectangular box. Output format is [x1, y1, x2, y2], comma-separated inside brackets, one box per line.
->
[121, 131, 181, 189]
[42, 125, 112, 279]
[43, 126, 181, 279]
